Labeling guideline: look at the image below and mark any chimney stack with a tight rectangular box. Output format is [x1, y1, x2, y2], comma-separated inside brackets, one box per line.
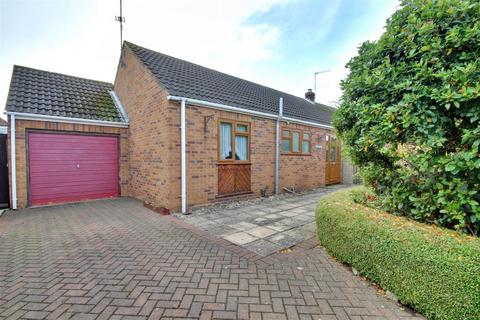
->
[305, 89, 315, 102]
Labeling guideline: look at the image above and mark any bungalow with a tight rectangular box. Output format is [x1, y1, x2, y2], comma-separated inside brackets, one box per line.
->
[4, 41, 342, 211]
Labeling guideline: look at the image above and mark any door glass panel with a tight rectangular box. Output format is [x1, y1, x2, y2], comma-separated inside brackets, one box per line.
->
[292, 132, 300, 152]
[220, 123, 232, 160]
[237, 124, 248, 132]
[330, 138, 337, 162]
[235, 135, 248, 160]
[325, 145, 329, 161]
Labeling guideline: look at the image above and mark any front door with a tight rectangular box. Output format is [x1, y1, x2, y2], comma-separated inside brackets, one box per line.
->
[325, 135, 341, 184]
[218, 120, 251, 196]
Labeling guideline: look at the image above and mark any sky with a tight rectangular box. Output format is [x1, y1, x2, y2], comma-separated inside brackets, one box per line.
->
[0, 0, 400, 117]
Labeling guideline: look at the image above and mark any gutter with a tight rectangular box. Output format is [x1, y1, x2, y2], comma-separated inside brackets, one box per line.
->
[10, 114, 17, 209]
[4, 112, 129, 128]
[167, 96, 333, 130]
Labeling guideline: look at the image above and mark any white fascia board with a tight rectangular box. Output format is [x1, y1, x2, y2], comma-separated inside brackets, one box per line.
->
[4, 112, 129, 128]
[167, 95, 333, 130]
[110, 90, 130, 122]
[282, 116, 333, 130]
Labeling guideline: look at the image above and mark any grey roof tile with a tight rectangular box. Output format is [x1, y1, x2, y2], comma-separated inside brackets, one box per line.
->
[5, 66, 123, 122]
[126, 42, 334, 125]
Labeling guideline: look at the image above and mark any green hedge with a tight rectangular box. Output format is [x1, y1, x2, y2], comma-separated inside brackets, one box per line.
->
[316, 187, 480, 320]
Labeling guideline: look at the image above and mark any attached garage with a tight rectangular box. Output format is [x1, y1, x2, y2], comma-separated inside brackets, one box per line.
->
[28, 132, 119, 206]
[5, 66, 129, 209]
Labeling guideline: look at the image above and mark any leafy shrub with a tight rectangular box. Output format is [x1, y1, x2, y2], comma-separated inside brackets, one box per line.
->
[316, 187, 480, 320]
[334, 0, 480, 235]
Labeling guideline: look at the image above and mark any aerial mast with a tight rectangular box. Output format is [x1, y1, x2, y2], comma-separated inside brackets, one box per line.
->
[115, 0, 125, 50]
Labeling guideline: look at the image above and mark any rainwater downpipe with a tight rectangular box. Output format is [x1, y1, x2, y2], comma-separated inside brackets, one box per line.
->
[274, 97, 284, 194]
[10, 114, 17, 209]
[180, 98, 187, 214]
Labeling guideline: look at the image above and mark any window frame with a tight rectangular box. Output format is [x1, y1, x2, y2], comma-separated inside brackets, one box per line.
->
[281, 127, 312, 155]
[218, 119, 251, 164]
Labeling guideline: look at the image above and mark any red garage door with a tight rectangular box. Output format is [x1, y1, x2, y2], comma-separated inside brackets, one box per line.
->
[28, 132, 119, 206]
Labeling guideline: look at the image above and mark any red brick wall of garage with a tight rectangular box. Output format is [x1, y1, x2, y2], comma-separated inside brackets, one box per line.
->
[8, 118, 128, 208]
[114, 44, 333, 212]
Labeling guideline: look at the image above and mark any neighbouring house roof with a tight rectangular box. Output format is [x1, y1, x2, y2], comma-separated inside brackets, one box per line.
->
[5, 66, 124, 122]
[125, 42, 335, 126]
[0, 118, 7, 126]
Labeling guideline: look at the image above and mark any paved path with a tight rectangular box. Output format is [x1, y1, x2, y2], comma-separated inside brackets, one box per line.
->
[0, 198, 424, 320]
[175, 185, 347, 256]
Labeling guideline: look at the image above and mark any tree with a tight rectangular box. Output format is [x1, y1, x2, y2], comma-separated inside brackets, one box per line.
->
[334, 0, 480, 235]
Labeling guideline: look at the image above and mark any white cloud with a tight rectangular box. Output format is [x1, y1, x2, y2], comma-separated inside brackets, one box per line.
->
[0, 0, 400, 117]
[0, 0, 286, 116]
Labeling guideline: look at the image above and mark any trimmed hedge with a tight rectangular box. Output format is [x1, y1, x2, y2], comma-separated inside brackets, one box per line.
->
[316, 187, 480, 320]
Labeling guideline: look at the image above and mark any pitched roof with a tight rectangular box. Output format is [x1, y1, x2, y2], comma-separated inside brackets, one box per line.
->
[125, 42, 334, 126]
[0, 118, 7, 126]
[315, 103, 336, 125]
[5, 66, 124, 122]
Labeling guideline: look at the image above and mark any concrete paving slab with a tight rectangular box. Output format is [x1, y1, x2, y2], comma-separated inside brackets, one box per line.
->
[265, 232, 299, 248]
[277, 210, 300, 217]
[242, 239, 284, 256]
[267, 220, 296, 232]
[246, 226, 277, 238]
[229, 221, 258, 231]
[208, 225, 238, 236]
[223, 231, 258, 245]
[175, 184, 349, 255]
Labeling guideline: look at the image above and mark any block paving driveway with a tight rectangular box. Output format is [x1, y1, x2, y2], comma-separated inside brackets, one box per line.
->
[0, 198, 424, 320]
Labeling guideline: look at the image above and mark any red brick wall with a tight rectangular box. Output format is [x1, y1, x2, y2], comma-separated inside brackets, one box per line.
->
[113, 45, 178, 209]
[114, 46, 332, 211]
[279, 122, 329, 191]
[9, 119, 128, 208]
[179, 106, 330, 209]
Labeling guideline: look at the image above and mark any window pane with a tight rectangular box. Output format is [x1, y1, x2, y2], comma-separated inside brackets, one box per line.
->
[282, 130, 290, 138]
[235, 135, 248, 160]
[303, 133, 310, 140]
[282, 139, 291, 152]
[237, 124, 248, 132]
[302, 141, 310, 153]
[220, 123, 232, 160]
[292, 132, 300, 152]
